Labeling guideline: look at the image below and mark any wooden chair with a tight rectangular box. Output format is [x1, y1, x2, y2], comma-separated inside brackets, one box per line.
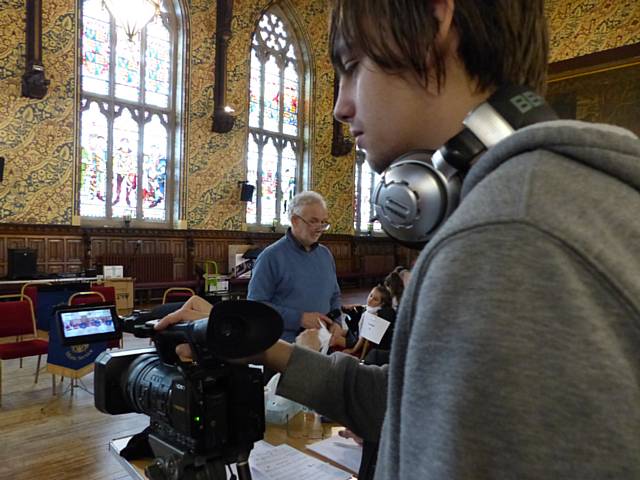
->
[162, 287, 195, 304]
[0, 294, 52, 406]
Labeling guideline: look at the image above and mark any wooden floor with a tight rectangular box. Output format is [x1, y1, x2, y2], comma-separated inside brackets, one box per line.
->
[0, 288, 368, 480]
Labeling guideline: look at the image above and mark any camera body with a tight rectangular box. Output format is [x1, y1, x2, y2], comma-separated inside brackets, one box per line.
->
[95, 300, 283, 479]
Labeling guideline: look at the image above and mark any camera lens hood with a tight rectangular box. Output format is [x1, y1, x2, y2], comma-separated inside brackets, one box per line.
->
[207, 300, 283, 359]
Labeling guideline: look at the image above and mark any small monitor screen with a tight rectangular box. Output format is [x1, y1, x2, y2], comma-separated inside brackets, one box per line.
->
[55, 304, 121, 346]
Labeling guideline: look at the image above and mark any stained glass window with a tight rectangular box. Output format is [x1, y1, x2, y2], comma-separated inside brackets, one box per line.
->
[246, 8, 305, 227]
[354, 149, 384, 234]
[79, 0, 179, 224]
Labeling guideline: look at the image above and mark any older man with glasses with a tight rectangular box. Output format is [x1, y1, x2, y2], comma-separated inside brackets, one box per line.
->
[248, 190, 342, 344]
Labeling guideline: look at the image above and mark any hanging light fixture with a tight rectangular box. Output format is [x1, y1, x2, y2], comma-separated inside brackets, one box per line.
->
[103, 0, 160, 41]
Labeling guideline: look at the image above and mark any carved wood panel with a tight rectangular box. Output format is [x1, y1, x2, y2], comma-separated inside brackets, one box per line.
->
[47, 238, 65, 262]
[66, 239, 84, 263]
[170, 239, 186, 260]
[0, 225, 402, 283]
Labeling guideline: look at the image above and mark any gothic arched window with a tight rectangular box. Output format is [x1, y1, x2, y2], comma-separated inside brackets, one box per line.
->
[246, 7, 306, 227]
[79, 0, 184, 225]
[354, 149, 383, 234]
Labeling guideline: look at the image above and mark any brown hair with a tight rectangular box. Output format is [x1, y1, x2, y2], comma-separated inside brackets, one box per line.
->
[329, 0, 548, 93]
[373, 284, 393, 309]
[384, 268, 405, 305]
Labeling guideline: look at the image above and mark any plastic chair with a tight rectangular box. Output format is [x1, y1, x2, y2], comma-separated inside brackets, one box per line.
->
[162, 287, 195, 304]
[0, 294, 52, 406]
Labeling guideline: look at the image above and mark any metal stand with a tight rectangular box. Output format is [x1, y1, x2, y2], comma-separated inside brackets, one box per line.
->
[40, 375, 93, 413]
[57, 376, 93, 396]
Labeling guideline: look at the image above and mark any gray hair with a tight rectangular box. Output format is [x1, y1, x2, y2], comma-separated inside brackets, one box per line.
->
[288, 191, 327, 221]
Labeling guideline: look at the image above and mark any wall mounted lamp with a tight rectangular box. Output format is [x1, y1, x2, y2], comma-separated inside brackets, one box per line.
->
[22, 0, 50, 99]
[238, 181, 255, 202]
[212, 0, 236, 133]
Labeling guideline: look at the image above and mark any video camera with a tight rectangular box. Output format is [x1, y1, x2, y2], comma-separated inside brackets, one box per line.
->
[94, 300, 283, 480]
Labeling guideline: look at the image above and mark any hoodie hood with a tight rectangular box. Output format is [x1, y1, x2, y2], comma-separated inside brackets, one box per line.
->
[462, 120, 640, 199]
[438, 119, 640, 316]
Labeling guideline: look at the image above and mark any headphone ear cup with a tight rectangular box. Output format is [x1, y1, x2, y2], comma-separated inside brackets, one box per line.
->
[372, 151, 461, 248]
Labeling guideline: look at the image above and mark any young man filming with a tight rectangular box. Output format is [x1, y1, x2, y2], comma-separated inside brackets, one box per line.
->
[158, 1, 640, 478]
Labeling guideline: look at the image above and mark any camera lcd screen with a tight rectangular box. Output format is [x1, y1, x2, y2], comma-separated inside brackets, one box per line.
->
[55, 304, 121, 346]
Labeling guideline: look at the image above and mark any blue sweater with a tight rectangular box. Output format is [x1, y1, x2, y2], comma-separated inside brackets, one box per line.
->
[247, 229, 341, 341]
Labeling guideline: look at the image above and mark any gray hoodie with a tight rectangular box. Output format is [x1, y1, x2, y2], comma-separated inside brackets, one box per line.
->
[278, 120, 640, 479]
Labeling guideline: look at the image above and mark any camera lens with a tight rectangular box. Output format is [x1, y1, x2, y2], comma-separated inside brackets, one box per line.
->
[125, 354, 184, 417]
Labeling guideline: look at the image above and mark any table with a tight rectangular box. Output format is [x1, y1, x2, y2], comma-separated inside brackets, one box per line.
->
[0, 276, 98, 287]
[110, 413, 357, 479]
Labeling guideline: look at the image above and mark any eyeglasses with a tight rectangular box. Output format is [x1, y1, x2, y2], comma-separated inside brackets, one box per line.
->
[295, 215, 331, 231]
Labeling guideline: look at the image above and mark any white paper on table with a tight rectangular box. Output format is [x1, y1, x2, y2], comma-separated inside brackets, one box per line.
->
[306, 435, 363, 474]
[359, 311, 390, 345]
[248, 442, 352, 480]
[229, 441, 273, 480]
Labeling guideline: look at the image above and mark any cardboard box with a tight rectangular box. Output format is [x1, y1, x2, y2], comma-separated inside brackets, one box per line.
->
[103, 277, 134, 315]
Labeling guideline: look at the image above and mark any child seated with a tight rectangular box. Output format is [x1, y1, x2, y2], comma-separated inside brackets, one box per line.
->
[332, 284, 396, 356]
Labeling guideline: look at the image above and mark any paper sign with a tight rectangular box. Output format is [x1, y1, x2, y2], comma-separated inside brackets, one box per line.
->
[317, 320, 332, 354]
[103, 265, 123, 279]
[359, 311, 390, 345]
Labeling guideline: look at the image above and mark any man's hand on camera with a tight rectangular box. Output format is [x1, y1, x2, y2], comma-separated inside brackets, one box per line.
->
[301, 311, 332, 330]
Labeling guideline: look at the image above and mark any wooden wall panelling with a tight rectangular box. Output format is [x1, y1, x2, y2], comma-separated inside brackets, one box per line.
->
[90, 238, 108, 258]
[325, 239, 353, 274]
[157, 239, 172, 255]
[170, 239, 188, 280]
[6, 237, 26, 249]
[123, 239, 140, 254]
[108, 239, 126, 254]
[142, 239, 158, 254]
[0, 225, 408, 283]
[46, 237, 65, 274]
[0, 238, 4, 277]
[66, 238, 84, 263]
[27, 238, 47, 273]
[170, 239, 186, 259]
[47, 238, 65, 263]
[66, 238, 84, 272]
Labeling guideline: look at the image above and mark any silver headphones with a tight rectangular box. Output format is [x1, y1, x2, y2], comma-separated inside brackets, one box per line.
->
[372, 85, 558, 248]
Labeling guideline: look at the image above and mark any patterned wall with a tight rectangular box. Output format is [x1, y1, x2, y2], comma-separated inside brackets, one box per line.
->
[185, 0, 354, 233]
[0, 0, 76, 224]
[0, 0, 637, 229]
[546, 0, 640, 62]
[547, 63, 640, 137]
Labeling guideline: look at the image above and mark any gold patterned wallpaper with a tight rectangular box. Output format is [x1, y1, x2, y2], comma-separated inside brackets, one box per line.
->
[546, 0, 640, 62]
[0, 0, 638, 230]
[0, 0, 76, 224]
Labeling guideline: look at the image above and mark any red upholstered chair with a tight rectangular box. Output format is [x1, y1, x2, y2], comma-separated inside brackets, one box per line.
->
[68, 291, 106, 306]
[90, 285, 116, 305]
[162, 287, 195, 304]
[0, 294, 51, 406]
[68, 290, 122, 349]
